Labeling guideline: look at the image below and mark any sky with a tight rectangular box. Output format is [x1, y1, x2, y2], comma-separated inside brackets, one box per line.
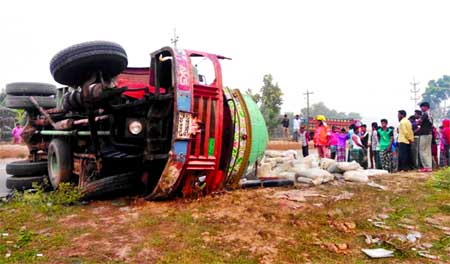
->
[1, 0, 450, 126]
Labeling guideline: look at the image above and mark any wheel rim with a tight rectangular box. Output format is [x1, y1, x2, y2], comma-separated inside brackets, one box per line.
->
[49, 151, 59, 186]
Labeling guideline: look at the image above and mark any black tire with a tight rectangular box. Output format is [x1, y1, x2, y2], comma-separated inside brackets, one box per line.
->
[240, 180, 262, 189]
[6, 160, 47, 177]
[6, 176, 45, 190]
[4, 95, 56, 110]
[261, 179, 294, 188]
[50, 41, 128, 86]
[6, 82, 56, 96]
[47, 138, 72, 189]
[82, 172, 139, 200]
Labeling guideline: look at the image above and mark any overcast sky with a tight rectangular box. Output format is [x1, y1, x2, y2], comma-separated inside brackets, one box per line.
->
[1, 0, 449, 125]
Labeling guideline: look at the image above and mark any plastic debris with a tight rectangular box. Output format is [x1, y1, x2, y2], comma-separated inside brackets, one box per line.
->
[361, 248, 394, 258]
[417, 251, 439, 260]
[332, 191, 354, 201]
[406, 231, 422, 243]
[367, 181, 387, 190]
[36, 253, 43, 257]
[1, 233, 8, 237]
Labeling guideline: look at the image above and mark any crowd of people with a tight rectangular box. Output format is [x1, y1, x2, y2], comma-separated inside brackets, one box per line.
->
[284, 102, 449, 173]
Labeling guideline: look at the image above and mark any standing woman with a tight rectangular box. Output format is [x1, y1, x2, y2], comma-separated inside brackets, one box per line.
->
[313, 115, 329, 158]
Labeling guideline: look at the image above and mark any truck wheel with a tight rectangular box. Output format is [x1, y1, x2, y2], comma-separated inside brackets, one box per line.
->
[4, 95, 56, 109]
[48, 138, 72, 190]
[50, 41, 128, 86]
[82, 172, 139, 200]
[6, 82, 56, 96]
[240, 180, 262, 189]
[6, 160, 48, 177]
[6, 176, 45, 190]
[261, 179, 294, 188]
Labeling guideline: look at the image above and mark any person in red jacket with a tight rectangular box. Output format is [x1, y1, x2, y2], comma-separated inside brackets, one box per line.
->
[313, 115, 329, 158]
[442, 119, 450, 166]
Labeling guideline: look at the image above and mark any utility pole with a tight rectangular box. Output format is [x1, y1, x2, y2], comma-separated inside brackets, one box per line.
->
[303, 89, 314, 125]
[410, 77, 420, 108]
[170, 28, 179, 48]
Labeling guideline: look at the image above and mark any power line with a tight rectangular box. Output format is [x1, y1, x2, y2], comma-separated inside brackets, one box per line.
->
[410, 77, 420, 108]
[170, 28, 179, 48]
[303, 89, 314, 125]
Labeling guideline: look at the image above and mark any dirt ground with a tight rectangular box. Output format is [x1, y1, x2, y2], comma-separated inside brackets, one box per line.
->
[0, 142, 449, 263]
[0, 143, 28, 159]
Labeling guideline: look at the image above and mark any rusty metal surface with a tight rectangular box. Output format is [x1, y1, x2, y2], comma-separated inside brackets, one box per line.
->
[146, 47, 192, 200]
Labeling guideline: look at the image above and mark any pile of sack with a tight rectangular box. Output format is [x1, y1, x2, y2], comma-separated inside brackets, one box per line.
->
[257, 150, 389, 186]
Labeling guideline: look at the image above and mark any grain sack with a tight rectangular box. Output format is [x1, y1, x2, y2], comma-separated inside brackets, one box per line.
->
[337, 161, 363, 172]
[364, 169, 389, 177]
[343, 170, 369, 182]
[320, 158, 337, 171]
[257, 162, 272, 178]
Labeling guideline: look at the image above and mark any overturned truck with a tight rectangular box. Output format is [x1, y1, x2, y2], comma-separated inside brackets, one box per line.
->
[4, 41, 268, 199]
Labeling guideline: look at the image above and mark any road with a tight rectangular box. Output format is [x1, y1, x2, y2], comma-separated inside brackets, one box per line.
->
[0, 159, 19, 197]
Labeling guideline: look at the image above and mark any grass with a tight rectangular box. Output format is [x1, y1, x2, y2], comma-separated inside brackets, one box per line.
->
[0, 170, 450, 263]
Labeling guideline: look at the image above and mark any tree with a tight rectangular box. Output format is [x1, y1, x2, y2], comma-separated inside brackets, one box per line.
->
[245, 88, 261, 104]
[258, 74, 283, 134]
[300, 102, 362, 120]
[421, 75, 450, 122]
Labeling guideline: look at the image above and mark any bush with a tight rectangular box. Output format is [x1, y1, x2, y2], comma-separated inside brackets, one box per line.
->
[11, 182, 83, 213]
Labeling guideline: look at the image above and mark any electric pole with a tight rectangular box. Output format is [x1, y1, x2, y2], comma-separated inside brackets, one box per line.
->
[303, 89, 314, 125]
[170, 28, 179, 48]
[410, 77, 420, 108]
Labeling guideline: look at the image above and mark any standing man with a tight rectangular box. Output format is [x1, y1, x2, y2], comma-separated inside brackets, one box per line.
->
[350, 124, 368, 168]
[313, 115, 329, 158]
[416, 102, 433, 172]
[378, 119, 394, 172]
[370, 122, 380, 169]
[411, 110, 422, 169]
[281, 114, 290, 140]
[397, 110, 414, 171]
[292, 115, 301, 142]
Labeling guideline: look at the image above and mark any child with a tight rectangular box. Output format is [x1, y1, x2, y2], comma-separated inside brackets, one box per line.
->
[299, 126, 310, 157]
[328, 126, 339, 159]
[11, 123, 23, 144]
[337, 128, 348, 162]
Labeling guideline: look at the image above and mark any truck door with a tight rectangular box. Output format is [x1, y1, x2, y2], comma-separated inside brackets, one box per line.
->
[185, 52, 224, 193]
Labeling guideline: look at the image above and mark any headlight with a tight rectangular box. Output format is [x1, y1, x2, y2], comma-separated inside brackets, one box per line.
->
[128, 121, 143, 135]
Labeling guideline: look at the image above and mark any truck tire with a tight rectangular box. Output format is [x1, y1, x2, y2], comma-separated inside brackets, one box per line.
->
[50, 41, 128, 86]
[83, 172, 139, 200]
[48, 138, 72, 190]
[6, 175, 45, 190]
[240, 180, 262, 189]
[6, 160, 48, 177]
[6, 82, 56, 96]
[261, 179, 294, 188]
[4, 95, 56, 109]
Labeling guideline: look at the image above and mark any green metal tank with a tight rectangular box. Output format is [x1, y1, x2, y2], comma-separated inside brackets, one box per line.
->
[243, 95, 268, 164]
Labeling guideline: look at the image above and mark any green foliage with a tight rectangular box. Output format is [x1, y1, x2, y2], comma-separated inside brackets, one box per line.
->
[421, 75, 450, 122]
[429, 167, 450, 190]
[300, 102, 362, 120]
[258, 74, 283, 134]
[245, 88, 261, 104]
[11, 182, 83, 213]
